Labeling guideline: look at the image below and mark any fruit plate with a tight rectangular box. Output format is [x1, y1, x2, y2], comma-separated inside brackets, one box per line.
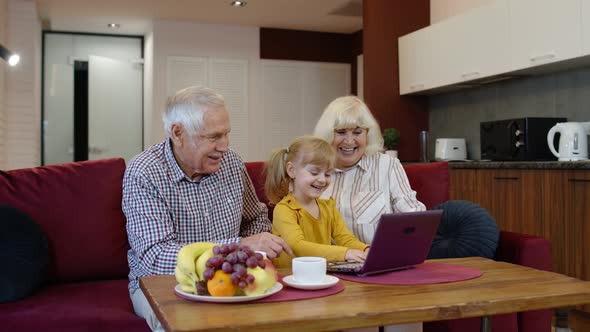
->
[174, 282, 283, 303]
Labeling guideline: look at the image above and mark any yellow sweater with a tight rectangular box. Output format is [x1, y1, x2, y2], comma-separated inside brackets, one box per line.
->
[272, 193, 368, 268]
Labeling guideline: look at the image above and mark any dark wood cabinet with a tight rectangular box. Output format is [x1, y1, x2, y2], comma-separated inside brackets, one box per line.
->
[449, 168, 477, 202]
[451, 167, 590, 313]
[543, 170, 590, 313]
[451, 169, 544, 236]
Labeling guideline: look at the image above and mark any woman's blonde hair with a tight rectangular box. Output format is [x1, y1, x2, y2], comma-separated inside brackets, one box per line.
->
[264, 136, 335, 205]
[314, 96, 384, 155]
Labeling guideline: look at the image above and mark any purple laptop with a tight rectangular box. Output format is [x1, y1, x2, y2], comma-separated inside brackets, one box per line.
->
[327, 210, 443, 276]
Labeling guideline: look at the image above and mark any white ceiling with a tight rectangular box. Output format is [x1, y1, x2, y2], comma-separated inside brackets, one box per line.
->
[35, 0, 363, 35]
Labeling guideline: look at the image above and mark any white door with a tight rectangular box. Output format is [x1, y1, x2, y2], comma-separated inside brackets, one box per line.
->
[88, 55, 143, 161]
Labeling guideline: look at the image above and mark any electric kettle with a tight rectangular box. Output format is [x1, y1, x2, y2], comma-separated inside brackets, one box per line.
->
[547, 122, 590, 161]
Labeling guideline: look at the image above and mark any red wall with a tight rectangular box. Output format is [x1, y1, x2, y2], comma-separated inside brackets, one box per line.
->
[363, 0, 430, 161]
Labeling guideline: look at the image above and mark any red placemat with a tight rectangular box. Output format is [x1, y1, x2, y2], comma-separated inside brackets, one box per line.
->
[253, 274, 345, 303]
[333, 262, 482, 285]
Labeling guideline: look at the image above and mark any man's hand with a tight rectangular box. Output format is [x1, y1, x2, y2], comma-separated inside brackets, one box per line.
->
[240, 232, 294, 259]
[344, 249, 367, 263]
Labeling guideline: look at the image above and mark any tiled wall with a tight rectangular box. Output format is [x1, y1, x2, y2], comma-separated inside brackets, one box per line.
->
[428, 67, 590, 160]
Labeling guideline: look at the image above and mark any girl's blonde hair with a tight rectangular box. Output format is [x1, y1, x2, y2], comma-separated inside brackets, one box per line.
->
[264, 136, 335, 205]
[314, 95, 384, 155]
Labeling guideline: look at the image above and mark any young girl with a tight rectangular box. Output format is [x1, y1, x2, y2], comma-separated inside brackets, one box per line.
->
[265, 135, 369, 268]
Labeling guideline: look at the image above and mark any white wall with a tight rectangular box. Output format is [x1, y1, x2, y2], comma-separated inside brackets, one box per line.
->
[150, 20, 262, 157]
[143, 30, 154, 148]
[4, 0, 41, 170]
[150, 20, 351, 162]
[430, 0, 494, 23]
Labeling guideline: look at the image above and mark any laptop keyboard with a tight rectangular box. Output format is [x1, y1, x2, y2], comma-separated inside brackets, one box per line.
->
[327, 261, 363, 273]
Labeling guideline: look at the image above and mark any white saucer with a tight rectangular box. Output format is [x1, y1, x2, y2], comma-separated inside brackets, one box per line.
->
[282, 275, 339, 290]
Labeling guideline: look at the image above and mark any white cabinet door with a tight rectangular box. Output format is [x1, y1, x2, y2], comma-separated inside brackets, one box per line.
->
[581, 0, 590, 55]
[399, 26, 441, 94]
[509, 0, 581, 70]
[441, 0, 510, 85]
[399, 0, 510, 94]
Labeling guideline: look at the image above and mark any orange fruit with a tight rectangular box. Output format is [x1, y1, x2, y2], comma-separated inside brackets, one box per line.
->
[207, 270, 237, 297]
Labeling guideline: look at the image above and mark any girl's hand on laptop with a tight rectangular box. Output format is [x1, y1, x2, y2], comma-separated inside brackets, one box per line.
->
[345, 249, 367, 262]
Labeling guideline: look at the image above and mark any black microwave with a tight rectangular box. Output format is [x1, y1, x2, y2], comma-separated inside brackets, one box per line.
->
[480, 117, 567, 161]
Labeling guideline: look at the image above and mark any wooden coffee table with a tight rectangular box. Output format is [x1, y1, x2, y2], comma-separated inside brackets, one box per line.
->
[140, 257, 590, 332]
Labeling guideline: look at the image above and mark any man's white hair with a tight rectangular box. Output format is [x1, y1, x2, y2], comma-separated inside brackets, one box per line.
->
[163, 86, 226, 137]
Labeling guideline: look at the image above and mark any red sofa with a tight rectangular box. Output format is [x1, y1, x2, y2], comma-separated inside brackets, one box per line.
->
[0, 158, 551, 332]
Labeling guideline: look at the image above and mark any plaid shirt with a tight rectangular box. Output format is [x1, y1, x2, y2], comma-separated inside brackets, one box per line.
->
[122, 139, 270, 290]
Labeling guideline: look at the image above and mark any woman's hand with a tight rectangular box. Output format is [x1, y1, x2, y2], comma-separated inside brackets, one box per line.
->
[344, 249, 367, 262]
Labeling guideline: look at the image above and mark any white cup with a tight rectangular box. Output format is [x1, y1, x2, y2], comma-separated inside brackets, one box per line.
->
[292, 256, 326, 284]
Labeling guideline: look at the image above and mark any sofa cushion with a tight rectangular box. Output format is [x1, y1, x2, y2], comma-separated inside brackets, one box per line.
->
[0, 206, 49, 303]
[0, 279, 149, 332]
[0, 158, 130, 282]
[403, 161, 449, 209]
[428, 200, 499, 259]
[245, 161, 274, 218]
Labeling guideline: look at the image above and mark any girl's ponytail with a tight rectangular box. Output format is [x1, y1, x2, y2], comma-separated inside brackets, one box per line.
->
[264, 148, 290, 205]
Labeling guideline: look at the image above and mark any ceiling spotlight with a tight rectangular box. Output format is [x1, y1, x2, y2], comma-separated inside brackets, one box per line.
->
[0, 43, 20, 66]
[230, 1, 247, 7]
[107, 23, 121, 28]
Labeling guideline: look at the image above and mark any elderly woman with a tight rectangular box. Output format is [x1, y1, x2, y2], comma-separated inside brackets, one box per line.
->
[314, 96, 426, 244]
[314, 95, 426, 332]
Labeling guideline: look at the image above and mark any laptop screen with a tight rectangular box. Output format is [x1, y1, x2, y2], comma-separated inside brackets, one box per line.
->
[329, 210, 442, 276]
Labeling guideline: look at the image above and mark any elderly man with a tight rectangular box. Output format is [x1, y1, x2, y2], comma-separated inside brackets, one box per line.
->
[123, 86, 292, 330]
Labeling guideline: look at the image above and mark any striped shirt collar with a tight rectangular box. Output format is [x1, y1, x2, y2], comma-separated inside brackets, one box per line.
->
[334, 154, 370, 173]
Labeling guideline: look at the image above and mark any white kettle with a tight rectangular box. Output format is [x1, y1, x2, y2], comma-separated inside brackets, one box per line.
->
[547, 122, 590, 161]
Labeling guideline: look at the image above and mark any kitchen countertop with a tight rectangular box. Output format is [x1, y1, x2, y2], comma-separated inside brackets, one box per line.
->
[447, 160, 590, 170]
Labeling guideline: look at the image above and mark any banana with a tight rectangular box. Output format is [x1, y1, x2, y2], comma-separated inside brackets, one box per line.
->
[195, 248, 215, 281]
[176, 242, 217, 284]
[175, 266, 196, 293]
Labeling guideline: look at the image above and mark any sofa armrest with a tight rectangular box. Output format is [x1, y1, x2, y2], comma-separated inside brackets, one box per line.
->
[496, 231, 552, 272]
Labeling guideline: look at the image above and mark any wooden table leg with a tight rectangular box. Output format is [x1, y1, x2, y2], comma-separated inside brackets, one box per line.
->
[481, 316, 491, 332]
[555, 307, 572, 332]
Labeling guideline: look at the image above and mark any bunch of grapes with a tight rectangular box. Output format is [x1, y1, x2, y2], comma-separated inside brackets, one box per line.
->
[203, 243, 266, 289]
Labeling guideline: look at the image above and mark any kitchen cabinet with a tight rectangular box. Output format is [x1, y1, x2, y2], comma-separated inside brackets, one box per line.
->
[449, 168, 478, 202]
[398, 26, 441, 94]
[398, 0, 588, 95]
[475, 169, 544, 236]
[439, 0, 511, 86]
[451, 167, 590, 313]
[398, 0, 510, 94]
[581, 1, 590, 54]
[543, 170, 590, 313]
[508, 0, 581, 71]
